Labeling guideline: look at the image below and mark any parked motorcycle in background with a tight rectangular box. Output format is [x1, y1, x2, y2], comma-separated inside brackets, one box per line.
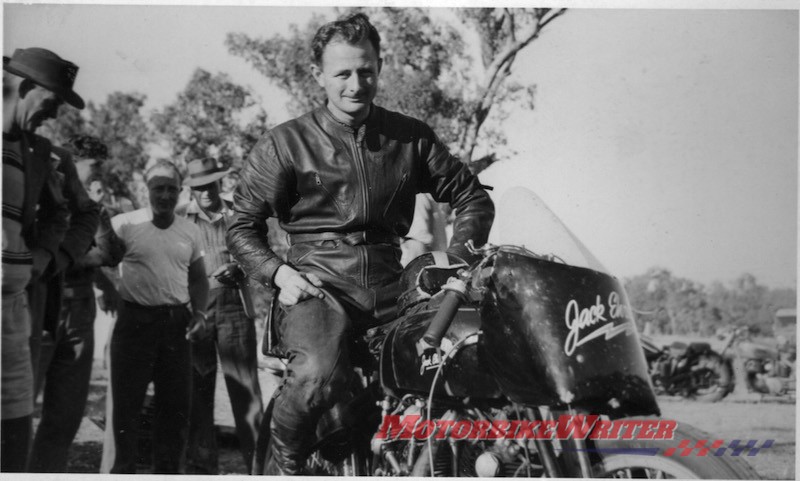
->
[641, 335, 734, 402]
[255, 187, 758, 478]
[719, 327, 796, 397]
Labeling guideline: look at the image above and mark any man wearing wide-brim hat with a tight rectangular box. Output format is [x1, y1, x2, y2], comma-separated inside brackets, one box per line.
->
[3, 47, 99, 472]
[177, 157, 263, 474]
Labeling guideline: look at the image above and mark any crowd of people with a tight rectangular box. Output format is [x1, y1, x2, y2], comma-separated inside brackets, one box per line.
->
[2, 12, 492, 474]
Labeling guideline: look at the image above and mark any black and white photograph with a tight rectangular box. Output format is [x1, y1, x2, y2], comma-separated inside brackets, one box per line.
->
[2, 0, 796, 478]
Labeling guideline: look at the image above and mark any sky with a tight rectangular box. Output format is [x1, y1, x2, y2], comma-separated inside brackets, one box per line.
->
[3, 1, 798, 289]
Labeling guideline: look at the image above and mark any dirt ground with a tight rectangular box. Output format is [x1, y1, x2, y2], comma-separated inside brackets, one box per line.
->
[49, 363, 794, 478]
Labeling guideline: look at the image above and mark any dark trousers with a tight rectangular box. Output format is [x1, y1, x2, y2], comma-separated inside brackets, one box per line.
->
[29, 293, 96, 472]
[186, 288, 263, 474]
[110, 301, 192, 474]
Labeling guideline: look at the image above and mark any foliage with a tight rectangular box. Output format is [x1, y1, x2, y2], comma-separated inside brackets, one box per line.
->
[40, 92, 151, 205]
[226, 7, 565, 172]
[151, 68, 268, 172]
[625, 268, 795, 337]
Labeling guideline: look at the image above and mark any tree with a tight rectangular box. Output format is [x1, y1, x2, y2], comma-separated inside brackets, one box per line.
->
[226, 7, 566, 173]
[40, 92, 151, 204]
[625, 267, 716, 336]
[151, 68, 268, 172]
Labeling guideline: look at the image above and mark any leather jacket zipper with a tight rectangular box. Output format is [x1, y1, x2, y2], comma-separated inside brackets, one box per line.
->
[350, 134, 369, 225]
[382, 171, 409, 219]
[314, 172, 345, 218]
[350, 132, 370, 287]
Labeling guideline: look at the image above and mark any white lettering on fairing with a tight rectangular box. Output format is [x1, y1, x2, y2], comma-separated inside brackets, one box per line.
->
[564, 292, 635, 356]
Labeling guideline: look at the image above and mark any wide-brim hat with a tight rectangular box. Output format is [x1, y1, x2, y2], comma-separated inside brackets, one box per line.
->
[3, 47, 85, 109]
[184, 157, 231, 187]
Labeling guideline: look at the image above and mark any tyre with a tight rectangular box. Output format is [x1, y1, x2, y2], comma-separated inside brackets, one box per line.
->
[692, 353, 734, 402]
[592, 417, 761, 479]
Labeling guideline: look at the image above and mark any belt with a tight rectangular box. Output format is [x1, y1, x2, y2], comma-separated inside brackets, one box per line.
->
[122, 300, 189, 312]
[287, 230, 400, 247]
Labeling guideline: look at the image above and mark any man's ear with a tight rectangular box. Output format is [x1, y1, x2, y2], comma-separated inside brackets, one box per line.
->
[310, 63, 325, 88]
[377, 57, 383, 75]
[18, 78, 36, 98]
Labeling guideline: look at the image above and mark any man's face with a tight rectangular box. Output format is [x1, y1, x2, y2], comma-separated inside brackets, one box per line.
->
[191, 180, 222, 212]
[87, 180, 105, 203]
[20, 83, 64, 132]
[311, 38, 382, 126]
[147, 170, 181, 217]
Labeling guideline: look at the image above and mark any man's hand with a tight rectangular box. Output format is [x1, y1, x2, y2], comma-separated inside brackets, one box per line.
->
[273, 265, 325, 307]
[30, 247, 53, 282]
[186, 311, 207, 342]
[210, 262, 244, 287]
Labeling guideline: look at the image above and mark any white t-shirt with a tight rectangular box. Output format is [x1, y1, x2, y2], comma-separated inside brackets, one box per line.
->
[111, 208, 204, 306]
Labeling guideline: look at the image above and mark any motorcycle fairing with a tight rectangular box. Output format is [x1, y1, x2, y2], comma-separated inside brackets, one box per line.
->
[479, 248, 660, 418]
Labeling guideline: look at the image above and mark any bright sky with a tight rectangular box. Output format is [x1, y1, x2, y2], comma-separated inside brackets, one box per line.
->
[3, 2, 797, 289]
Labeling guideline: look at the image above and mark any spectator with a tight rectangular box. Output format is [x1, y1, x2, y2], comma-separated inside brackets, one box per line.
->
[108, 160, 209, 473]
[28, 136, 125, 472]
[2, 47, 81, 472]
[177, 157, 263, 474]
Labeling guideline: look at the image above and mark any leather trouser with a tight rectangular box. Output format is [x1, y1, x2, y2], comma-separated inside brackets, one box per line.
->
[264, 272, 396, 475]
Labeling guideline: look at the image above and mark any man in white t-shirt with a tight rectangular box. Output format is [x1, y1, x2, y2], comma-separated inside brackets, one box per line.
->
[108, 160, 209, 473]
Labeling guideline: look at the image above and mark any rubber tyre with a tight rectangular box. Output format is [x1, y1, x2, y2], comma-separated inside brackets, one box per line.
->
[692, 353, 734, 402]
[593, 416, 760, 479]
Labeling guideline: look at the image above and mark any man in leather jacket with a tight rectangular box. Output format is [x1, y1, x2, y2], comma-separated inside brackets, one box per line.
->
[227, 13, 494, 474]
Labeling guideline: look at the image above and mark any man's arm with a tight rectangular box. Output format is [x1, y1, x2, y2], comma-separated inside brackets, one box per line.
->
[29, 170, 70, 281]
[51, 147, 101, 274]
[74, 207, 126, 270]
[186, 257, 209, 341]
[226, 135, 288, 287]
[422, 129, 494, 262]
[227, 135, 324, 305]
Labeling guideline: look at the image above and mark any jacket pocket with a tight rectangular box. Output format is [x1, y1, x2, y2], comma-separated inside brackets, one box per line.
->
[382, 171, 409, 219]
[314, 172, 346, 219]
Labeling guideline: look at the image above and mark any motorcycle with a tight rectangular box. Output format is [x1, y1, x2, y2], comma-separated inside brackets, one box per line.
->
[640, 335, 734, 402]
[719, 327, 796, 397]
[254, 187, 758, 478]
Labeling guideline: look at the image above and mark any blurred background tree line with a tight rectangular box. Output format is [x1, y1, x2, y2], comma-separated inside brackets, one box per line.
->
[625, 268, 796, 337]
[38, 6, 795, 326]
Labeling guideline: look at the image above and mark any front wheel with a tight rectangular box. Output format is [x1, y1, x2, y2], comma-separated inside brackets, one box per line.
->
[592, 417, 760, 479]
[691, 353, 734, 402]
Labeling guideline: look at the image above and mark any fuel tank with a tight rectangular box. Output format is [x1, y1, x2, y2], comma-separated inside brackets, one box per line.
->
[380, 301, 502, 400]
[479, 248, 659, 417]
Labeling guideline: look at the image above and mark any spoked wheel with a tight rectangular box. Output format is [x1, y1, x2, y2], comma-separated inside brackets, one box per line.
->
[592, 417, 760, 479]
[691, 354, 734, 402]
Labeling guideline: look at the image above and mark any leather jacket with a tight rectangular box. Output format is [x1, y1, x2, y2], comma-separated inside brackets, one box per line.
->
[228, 104, 494, 293]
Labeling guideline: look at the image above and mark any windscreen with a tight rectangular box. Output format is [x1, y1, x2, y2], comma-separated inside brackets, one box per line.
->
[488, 186, 608, 273]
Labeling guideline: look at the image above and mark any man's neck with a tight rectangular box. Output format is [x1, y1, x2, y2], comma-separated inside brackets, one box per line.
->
[151, 212, 175, 229]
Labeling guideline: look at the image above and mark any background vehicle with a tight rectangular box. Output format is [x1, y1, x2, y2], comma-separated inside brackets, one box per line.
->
[255, 187, 759, 478]
[719, 327, 795, 397]
[641, 335, 734, 402]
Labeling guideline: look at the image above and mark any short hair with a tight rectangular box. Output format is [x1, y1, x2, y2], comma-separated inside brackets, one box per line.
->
[85, 172, 105, 187]
[311, 13, 381, 66]
[144, 159, 182, 184]
[67, 135, 108, 160]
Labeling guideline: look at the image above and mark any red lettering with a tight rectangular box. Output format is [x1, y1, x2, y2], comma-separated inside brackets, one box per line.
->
[376, 415, 420, 440]
[556, 415, 599, 440]
[451, 420, 473, 440]
[654, 420, 677, 440]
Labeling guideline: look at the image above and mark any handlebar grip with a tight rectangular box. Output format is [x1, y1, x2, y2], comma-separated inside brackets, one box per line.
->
[421, 289, 464, 348]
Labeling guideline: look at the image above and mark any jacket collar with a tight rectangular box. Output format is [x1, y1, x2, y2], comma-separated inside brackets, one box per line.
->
[317, 103, 380, 137]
